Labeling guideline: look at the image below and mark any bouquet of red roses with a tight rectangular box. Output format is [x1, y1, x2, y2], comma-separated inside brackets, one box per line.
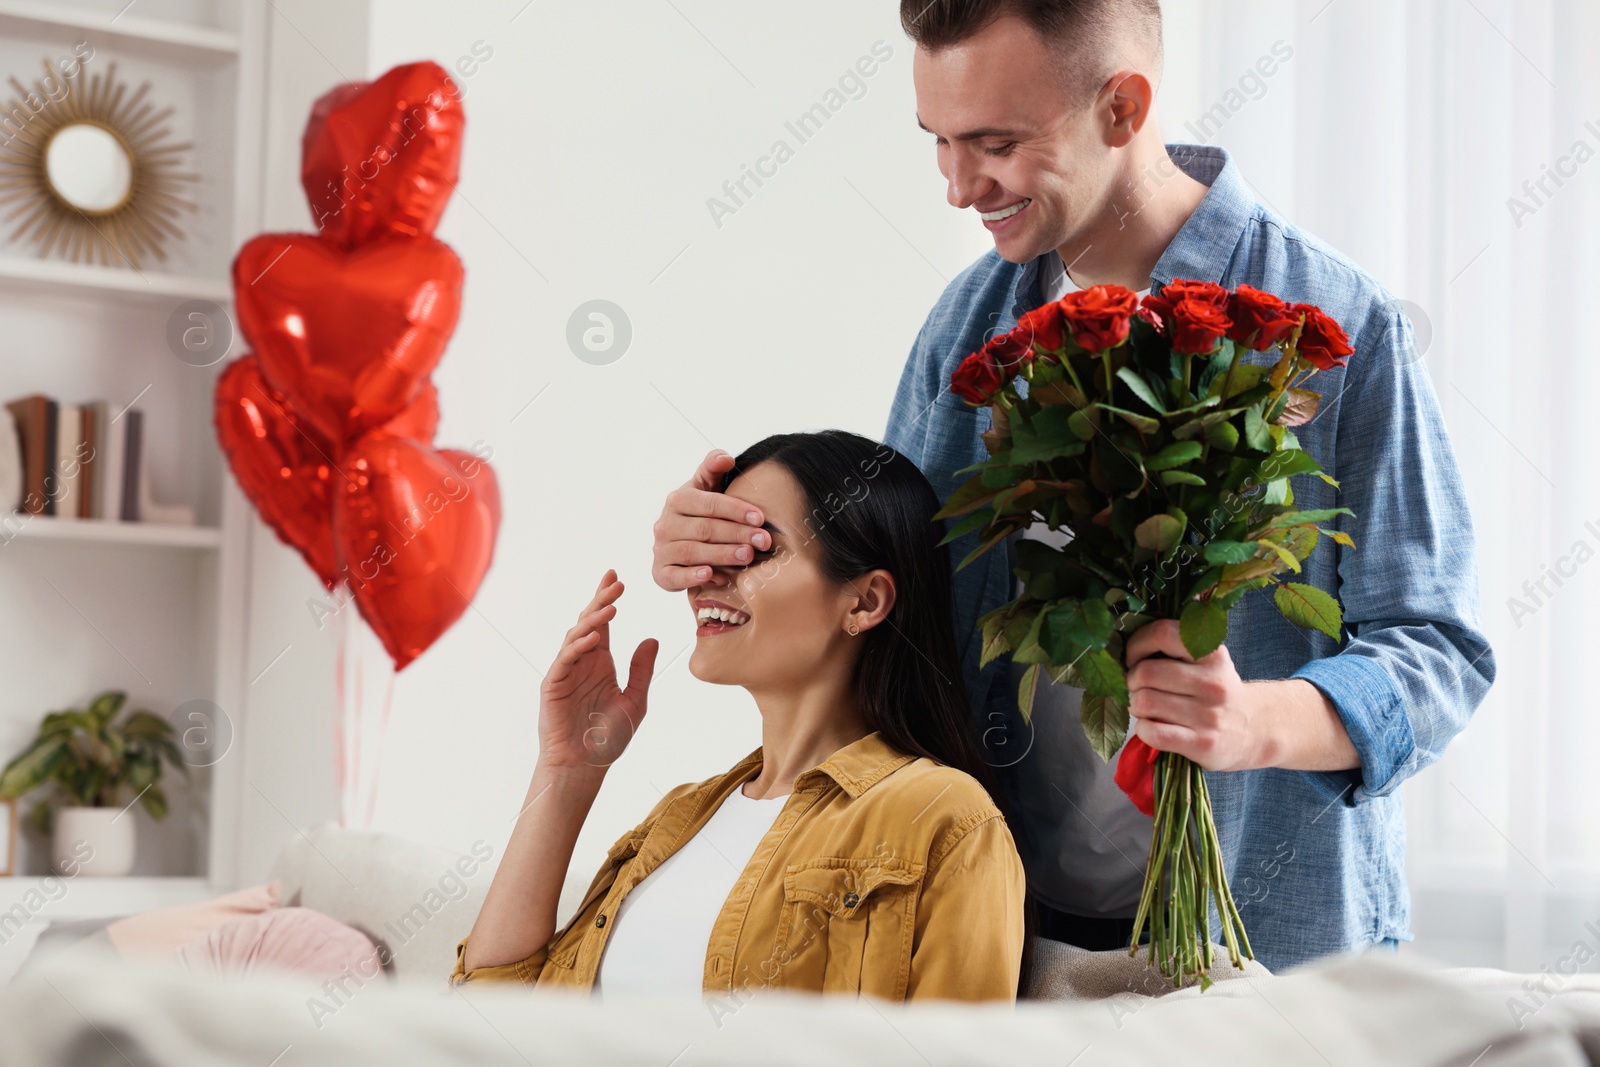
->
[936, 278, 1355, 988]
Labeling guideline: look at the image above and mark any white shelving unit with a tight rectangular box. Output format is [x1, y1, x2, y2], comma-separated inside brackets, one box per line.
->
[0, 0, 264, 916]
[0, 255, 232, 306]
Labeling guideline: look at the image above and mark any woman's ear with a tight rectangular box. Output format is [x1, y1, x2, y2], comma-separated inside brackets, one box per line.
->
[845, 569, 897, 635]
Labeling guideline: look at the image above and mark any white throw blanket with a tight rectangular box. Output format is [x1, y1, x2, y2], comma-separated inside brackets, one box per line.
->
[2, 937, 1596, 1066]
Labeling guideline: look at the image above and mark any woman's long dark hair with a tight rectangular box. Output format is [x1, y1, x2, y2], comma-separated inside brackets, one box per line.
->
[721, 429, 1037, 994]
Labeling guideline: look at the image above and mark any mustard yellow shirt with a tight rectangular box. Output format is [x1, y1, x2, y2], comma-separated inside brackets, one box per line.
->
[451, 730, 1026, 1003]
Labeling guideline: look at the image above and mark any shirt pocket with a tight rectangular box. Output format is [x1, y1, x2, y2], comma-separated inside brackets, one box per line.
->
[773, 857, 925, 998]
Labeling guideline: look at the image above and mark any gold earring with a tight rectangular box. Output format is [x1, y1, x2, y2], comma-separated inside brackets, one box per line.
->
[847, 622, 859, 636]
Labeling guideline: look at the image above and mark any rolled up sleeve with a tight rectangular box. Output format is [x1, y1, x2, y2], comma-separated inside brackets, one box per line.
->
[450, 935, 547, 987]
[1293, 305, 1496, 806]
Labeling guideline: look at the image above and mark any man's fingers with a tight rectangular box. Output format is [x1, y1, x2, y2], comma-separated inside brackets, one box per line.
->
[690, 449, 737, 492]
[656, 563, 729, 590]
[666, 484, 765, 530]
[656, 512, 769, 551]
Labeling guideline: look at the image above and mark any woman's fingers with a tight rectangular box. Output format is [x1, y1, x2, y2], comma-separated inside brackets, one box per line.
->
[577, 570, 620, 621]
[623, 638, 660, 707]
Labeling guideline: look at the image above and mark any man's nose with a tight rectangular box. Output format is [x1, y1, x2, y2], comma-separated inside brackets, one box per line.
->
[946, 151, 990, 209]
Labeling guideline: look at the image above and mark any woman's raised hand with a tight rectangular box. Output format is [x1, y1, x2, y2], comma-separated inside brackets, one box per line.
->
[539, 569, 659, 772]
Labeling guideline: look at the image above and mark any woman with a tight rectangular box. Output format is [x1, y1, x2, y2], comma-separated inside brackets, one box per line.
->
[451, 431, 1029, 1003]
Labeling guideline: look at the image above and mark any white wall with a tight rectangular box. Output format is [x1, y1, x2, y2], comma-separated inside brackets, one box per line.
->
[238, 0, 1011, 892]
[239, 0, 1594, 973]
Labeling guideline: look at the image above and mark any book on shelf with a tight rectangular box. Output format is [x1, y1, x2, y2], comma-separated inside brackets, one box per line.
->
[3, 393, 194, 526]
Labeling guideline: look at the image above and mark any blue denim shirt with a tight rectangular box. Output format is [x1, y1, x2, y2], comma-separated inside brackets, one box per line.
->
[882, 144, 1496, 972]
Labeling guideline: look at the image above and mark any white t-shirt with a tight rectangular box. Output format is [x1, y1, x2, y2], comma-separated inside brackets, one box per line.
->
[1003, 252, 1155, 918]
[593, 783, 788, 999]
[1039, 249, 1151, 303]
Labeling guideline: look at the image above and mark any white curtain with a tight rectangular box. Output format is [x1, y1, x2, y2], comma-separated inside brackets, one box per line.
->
[1161, 0, 1600, 969]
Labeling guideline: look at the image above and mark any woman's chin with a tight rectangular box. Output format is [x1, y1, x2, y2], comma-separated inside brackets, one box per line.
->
[687, 649, 732, 685]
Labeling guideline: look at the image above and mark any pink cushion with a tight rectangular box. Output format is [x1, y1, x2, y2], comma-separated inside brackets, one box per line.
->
[172, 906, 383, 981]
[105, 881, 281, 957]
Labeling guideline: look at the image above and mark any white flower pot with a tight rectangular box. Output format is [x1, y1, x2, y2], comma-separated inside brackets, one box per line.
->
[52, 806, 136, 877]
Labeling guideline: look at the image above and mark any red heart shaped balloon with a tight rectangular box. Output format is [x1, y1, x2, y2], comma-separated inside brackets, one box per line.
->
[333, 433, 499, 670]
[233, 233, 462, 444]
[215, 356, 442, 589]
[301, 61, 464, 249]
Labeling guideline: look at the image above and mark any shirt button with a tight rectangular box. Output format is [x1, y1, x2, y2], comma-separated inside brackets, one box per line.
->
[843, 892, 860, 908]
[595, 914, 607, 928]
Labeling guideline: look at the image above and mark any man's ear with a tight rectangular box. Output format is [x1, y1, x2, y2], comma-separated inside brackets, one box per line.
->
[1102, 70, 1155, 146]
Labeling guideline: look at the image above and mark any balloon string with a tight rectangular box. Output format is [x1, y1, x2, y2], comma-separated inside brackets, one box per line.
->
[352, 624, 363, 828]
[362, 672, 396, 829]
[331, 585, 348, 829]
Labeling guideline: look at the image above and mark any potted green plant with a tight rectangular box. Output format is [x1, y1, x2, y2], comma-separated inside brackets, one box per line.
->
[0, 690, 188, 877]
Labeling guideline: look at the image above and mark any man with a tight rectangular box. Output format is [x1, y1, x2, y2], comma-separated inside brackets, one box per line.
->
[652, 0, 1494, 974]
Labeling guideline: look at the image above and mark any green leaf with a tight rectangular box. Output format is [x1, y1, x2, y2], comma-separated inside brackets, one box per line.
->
[1283, 525, 1320, 560]
[1159, 470, 1207, 487]
[1017, 663, 1041, 724]
[956, 525, 1014, 571]
[1145, 441, 1203, 471]
[1010, 607, 1051, 665]
[1097, 404, 1160, 434]
[1247, 449, 1323, 485]
[0, 738, 67, 799]
[1134, 513, 1184, 554]
[938, 507, 994, 546]
[1202, 540, 1258, 565]
[87, 691, 126, 726]
[1260, 507, 1353, 529]
[1067, 407, 1098, 441]
[933, 473, 1000, 520]
[140, 785, 169, 821]
[1273, 582, 1344, 641]
[1179, 599, 1228, 660]
[1206, 419, 1240, 451]
[979, 609, 1013, 669]
[1045, 598, 1115, 654]
[1116, 367, 1167, 414]
[1195, 348, 1235, 395]
[1074, 648, 1129, 703]
[1243, 404, 1275, 451]
[1009, 405, 1081, 464]
[1215, 557, 1281, 596]
[1258, 538, 1302, 573]
[1206, 362, 1266, 401]
[1080, 694, 1130, 762]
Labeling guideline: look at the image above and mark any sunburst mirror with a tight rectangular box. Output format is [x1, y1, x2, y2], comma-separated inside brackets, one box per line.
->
[0, 57, 196, 269]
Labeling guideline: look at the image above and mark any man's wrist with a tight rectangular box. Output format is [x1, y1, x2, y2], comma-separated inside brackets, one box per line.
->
[1249, 678, 1361, 772]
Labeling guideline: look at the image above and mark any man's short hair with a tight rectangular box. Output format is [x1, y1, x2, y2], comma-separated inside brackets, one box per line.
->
[900, 0, 1164, 106]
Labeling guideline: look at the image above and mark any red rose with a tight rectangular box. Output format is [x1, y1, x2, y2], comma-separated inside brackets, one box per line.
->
[1059, 284, 1140, 352]
[1015, 302, 1066, 353]
[1115, 733, 1160, 817]
[1293, 304, 1353, 370]
[950, 348, 1003, 404]
[1137, 293, 1171, 335]
[1168, 296, 1232, 355]
[1227, 284, 1298, 351]
[982, 330, 1033, 374]
[1160, 278, 1229, 308]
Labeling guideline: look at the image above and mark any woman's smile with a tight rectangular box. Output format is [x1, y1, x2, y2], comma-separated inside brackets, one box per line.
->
[693, 596, 750, 637]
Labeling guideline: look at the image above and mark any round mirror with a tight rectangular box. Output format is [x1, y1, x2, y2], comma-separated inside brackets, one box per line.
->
[45, 123, 133, 214]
